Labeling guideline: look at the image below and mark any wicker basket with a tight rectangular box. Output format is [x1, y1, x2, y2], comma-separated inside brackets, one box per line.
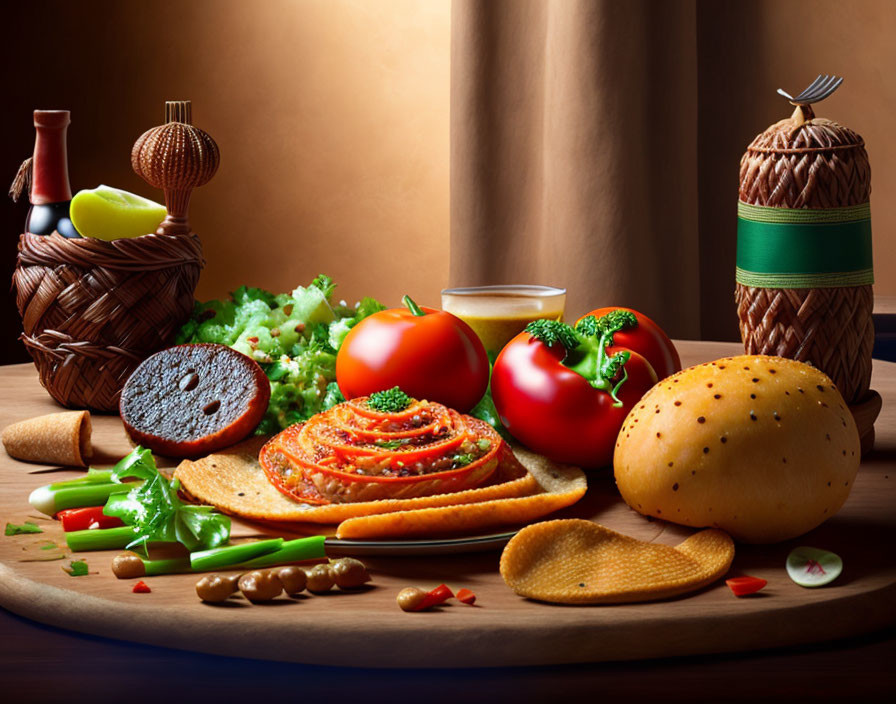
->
[13, 232, 204, 412]
[735, 105, 874, 405]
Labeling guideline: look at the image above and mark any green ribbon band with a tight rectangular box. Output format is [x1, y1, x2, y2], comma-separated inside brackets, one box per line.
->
[736, 202, 873, 289]
[737, 201, 871, 224]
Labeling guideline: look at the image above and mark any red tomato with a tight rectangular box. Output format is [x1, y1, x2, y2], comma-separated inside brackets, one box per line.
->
[579, 307, 681, 380]
[491, 332, 658, 467]
[336, 297, 489, 413]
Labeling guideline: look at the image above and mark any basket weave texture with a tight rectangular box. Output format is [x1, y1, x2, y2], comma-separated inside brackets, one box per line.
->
[735, 113, 873, 403]
[14, 232, 204, 412]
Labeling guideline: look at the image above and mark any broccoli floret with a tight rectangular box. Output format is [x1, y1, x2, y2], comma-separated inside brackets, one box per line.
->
[367, 387, 412, 413]
[524, 319, 579, 349]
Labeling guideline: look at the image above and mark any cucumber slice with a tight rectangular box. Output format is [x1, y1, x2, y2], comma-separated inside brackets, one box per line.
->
[70, 185, 166, 240]
[786, 546, 842, 587]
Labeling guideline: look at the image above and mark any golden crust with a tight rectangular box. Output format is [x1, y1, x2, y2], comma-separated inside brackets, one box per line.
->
[613, 355, 860, 543]
[499, 519, 734, 604]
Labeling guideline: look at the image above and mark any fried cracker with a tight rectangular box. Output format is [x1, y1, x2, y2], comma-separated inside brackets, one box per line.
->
[175, 437, 537, 523]
[499, 519, 734, 604]
[334, 449, 586, 539]
[2, 411, 92, 467]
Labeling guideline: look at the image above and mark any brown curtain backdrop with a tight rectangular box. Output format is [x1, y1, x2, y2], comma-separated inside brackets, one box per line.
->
[451, 0, 700, 336]
[451, 0, 896, 341]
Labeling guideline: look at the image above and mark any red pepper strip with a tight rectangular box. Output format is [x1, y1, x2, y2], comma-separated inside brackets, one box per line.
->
[456, 588, 476, 605]
[414, 584, 454, 611]
[132, 580, 151, 593]
[726, 576, 767, 597]
[56, 507, 125, 532]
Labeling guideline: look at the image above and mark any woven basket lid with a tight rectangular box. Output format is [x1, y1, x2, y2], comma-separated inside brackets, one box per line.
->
[739, 105, 870, 209]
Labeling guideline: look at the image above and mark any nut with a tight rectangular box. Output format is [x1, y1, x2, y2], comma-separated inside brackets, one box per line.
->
[305, 563, 336, 593]
[396, 587, 427, 612]
[196, 573, 240, 603]
[331, 558, 371, 589]
[277, 566, 308, 596]
[111, 552, 146, 580]
[238, 570, 283, 602]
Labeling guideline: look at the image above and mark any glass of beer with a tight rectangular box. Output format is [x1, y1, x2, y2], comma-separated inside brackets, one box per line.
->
[441, 285, 567, 355]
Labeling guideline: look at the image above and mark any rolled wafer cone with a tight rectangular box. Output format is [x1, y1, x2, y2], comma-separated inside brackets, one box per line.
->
[2, 411, 92, 467]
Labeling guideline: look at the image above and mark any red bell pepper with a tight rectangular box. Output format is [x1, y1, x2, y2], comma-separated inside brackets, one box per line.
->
[56, 506, 124, 532]
[132, 580, 151, 594]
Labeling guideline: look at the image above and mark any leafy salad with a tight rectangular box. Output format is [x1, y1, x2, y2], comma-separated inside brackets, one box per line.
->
[175, 275, 385, 433]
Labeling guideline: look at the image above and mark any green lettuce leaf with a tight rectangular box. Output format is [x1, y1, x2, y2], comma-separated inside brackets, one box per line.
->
[103, 447, 231, 553]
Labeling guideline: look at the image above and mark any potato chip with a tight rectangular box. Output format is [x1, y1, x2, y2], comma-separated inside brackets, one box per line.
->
[500, 519, 734, 604]
[2, 411, 91, 467]
[174, 437, 548, 524]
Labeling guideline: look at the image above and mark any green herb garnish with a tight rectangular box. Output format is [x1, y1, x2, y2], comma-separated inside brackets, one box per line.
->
[451, 453, 475, 467]
[102, 447, 231, 553]
[368, 387, 413, 413]
[5, 521, 43, 535]
[64, 560, 89, 577]
[375, 439, 406, 450]
[311, 274, 336, 299]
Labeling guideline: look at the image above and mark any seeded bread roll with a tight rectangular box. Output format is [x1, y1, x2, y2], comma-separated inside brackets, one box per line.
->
[613, 356, 860, 543]
[120, 344, 270, 458]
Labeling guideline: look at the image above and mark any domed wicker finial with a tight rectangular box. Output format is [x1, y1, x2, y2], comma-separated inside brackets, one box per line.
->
[131, 100, 220, 235]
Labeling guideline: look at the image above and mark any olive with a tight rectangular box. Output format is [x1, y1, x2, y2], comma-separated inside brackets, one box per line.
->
[277, 566, 308, 596]
[196, 573, 240, 603]
[305, 563, 336, 593]
[331, 558, 371, 589]
[396, 587, 427, 612]
[111, 552, 146, 579]
[238, 570, 283, 602]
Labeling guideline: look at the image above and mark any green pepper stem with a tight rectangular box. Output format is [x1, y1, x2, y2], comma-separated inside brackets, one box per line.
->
[144, 556, 192, 576]
[237, 536, 327, 569]
[190, 538, 284, 571]
[66, 526, 139, 552]
[49, 469, 115, 489]
[402, 295, 426, 317]
[30, 482, 138, 517]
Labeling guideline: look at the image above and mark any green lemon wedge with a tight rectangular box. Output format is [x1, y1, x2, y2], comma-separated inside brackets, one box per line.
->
[786, 546, 843, 588]
[70, 185, 166, 240]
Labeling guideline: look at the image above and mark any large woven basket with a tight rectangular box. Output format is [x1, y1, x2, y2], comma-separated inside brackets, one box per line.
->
[735, 107, 874, 405]
[14, 232, 204, 412]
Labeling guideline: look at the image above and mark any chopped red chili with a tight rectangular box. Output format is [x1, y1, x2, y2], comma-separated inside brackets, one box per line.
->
[456, 588, 476, 605]
[56, 507, 124, 532]
[725, 576, 767, 597]
[415, 583, 454, 611]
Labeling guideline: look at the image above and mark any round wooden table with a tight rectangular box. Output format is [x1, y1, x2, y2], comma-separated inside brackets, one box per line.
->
[2, 342, 895, 699]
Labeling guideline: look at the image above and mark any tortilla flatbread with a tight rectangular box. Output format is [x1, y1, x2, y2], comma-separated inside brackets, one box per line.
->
[175, 438, 585, 537]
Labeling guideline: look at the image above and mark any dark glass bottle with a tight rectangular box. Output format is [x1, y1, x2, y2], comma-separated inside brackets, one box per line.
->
[25, 110, 80, 238]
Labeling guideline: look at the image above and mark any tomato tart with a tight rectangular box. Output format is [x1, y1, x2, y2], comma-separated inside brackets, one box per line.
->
[260, 392, 507, 505]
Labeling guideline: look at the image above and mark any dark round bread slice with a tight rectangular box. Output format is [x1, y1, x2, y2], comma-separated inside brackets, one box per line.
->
[120, 343, 271, 458]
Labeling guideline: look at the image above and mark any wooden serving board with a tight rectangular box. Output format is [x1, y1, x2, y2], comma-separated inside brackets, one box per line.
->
[1, 342, 895, 668]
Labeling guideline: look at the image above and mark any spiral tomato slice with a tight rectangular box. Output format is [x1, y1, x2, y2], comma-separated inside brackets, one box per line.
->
[260, 397, 506, 505]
